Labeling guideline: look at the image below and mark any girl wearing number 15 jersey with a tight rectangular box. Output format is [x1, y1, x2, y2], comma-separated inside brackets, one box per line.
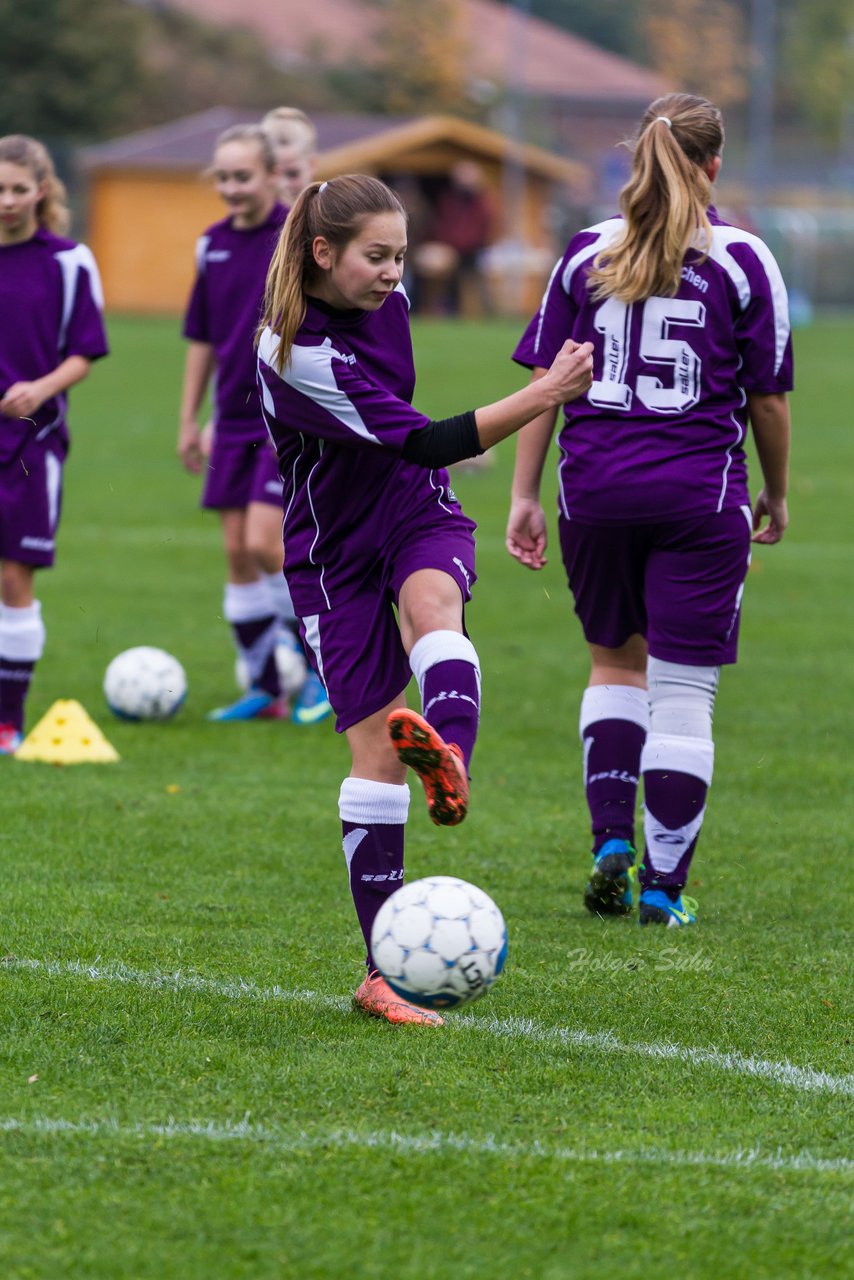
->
[508, 93, 793, 926]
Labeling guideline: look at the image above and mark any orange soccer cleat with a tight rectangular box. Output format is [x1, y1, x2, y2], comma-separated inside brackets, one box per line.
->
[386, 708, 469, 826]
[354, 970, 444, 1026]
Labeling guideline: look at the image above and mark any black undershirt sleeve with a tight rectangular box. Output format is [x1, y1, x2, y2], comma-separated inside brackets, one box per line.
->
[401, 411, 483, 469]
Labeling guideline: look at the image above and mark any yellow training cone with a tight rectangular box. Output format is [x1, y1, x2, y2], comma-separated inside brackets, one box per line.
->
[14, 699, 120, 765]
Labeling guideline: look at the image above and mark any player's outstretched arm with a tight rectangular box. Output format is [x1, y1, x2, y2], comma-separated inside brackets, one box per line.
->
[474, 340, 593, 450]
[748, 391, 790, 544]
[399, 340, 592, 472]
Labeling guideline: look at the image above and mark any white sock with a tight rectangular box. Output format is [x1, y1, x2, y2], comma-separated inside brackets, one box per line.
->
[0, 601, 46, 661]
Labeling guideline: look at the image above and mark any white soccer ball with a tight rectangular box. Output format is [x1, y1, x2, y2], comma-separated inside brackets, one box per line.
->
[103, 646, 187, 721]
[371, 876, 508, 1011]
[234, 631, 308, 697]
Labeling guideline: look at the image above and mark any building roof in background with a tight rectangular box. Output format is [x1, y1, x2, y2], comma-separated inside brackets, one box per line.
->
[80, 108, 412, 170]
[316, 114, 587, 185]
[162, 0, 666, 103]
[80, 110, 588, 195]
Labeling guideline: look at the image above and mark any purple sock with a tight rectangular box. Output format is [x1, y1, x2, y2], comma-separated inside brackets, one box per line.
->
[0, 659, 34, 732]
[340, 778, 410, 970]
[579, 686, 649, 854]
[232, 616, 281, 696]
[641, 734, 714, 894]
[409, 632, 481, 772]
[421, 659, 480, 770]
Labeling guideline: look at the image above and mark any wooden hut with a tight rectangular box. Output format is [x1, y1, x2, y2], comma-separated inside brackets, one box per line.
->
[79, 109, 588, 315]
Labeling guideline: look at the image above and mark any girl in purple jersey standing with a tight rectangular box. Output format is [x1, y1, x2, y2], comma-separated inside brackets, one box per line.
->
[179, 124, 325, 722]
[507, 93, 793, 927]
[0, 135, 108, 754]
[258, 174, 593, 1023]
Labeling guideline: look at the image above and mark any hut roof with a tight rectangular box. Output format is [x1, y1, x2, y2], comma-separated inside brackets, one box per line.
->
[81, 110, 588, 195]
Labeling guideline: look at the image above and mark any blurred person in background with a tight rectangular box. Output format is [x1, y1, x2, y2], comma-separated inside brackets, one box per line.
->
[262, 107, 318, 207]
[178, 123, 309, 722]
[424, 160, 495, 317]
[258, 106, 333, 724]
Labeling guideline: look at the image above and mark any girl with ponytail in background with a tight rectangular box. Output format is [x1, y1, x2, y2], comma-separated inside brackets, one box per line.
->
[508, 94, 793, 927]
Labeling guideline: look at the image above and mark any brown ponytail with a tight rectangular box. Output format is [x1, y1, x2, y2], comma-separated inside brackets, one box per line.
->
[260, 174, 406, 372]
[587, 94, 724, 304]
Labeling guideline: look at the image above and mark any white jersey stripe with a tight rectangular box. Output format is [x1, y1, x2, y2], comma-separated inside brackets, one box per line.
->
[55, 245, 104, 352]
[304, 442, 330, 610]
[194, 234, 210, 273]
[532, 255, 562, 359]
[259, 328, 381, 445]
[559, 219, 624, 297]
[708, 226, 791, 375]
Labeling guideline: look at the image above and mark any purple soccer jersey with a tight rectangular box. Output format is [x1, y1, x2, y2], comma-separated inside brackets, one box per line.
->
[182, 203, 287, 442]
[0, 228, 108, 464]
[257, 288, 476, 617]
[513, 208, 793, 523]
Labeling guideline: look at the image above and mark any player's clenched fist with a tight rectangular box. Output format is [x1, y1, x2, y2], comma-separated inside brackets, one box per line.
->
[544, 339, 594, 404]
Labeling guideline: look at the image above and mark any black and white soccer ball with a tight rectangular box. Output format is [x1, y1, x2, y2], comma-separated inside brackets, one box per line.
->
[370, 876, 508, 1010]
[104, 647, 187, 721]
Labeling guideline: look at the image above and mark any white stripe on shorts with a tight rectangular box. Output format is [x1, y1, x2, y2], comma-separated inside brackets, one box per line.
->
[302, 615, 324, 683]
[46, 450, 62, 533]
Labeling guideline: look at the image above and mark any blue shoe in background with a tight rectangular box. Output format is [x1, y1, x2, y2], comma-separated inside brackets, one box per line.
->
[207, 688, 287, 722]
[0, 723, 23, 755]
[292, 670, 332, 726]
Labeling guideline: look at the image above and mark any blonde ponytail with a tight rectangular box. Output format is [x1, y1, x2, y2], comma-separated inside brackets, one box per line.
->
[588, 94, 724, 304]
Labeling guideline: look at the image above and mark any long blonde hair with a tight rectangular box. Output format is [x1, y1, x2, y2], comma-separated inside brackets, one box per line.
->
[587, 94, 724, 304]
[261, 174, 406, 372]
[0, 135, 70, 235]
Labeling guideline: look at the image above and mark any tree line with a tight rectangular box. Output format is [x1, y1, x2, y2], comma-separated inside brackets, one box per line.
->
[0, 0, 850, 148]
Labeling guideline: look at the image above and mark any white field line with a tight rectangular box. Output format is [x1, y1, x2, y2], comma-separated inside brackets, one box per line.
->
[7, 956, 854, 1100]
[0, 1115, 851, 1177]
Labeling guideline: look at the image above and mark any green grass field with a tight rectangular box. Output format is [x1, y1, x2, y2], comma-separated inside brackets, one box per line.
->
[1, 315, 851, 1279]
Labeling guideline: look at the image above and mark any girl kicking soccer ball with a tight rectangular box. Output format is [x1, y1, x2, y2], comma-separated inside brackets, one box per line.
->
[257, 174, 593, 1024]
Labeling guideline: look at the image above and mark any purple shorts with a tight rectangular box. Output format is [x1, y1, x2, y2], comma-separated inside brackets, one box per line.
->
[201, 434, 283, 510]
[0, 437, 65, 568]
[299, 518, 477, 732]
[558, 506, 753, 665]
